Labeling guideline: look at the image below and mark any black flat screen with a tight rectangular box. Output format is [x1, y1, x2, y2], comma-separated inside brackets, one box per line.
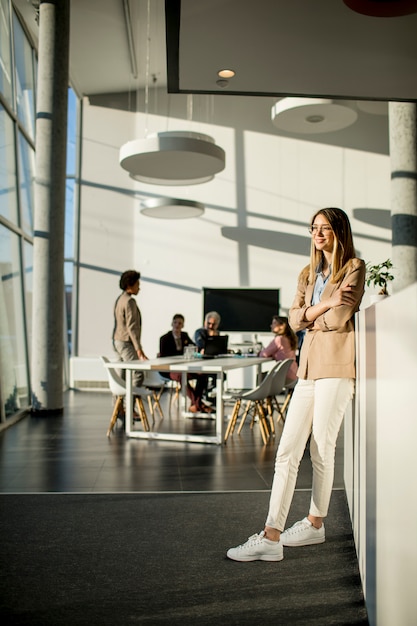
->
[203, 288, 280, 333]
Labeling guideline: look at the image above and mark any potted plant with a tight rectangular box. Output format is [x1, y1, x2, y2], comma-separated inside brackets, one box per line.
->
[366, 258, 394, 301]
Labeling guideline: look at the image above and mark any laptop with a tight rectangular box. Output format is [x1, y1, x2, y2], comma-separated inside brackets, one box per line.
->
[203, 334, 229, 358]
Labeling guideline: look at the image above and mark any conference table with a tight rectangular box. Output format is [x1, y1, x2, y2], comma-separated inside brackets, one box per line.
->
[104, 355, 271, 445]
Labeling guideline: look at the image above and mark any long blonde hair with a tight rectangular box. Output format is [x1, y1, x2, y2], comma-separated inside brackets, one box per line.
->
[304, 207, 356, 284]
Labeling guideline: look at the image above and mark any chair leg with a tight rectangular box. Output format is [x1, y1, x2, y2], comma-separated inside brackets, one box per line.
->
[272, 396, 285, 425]
[237, 400, 252, 435]
[152, 388, 164, 418]
[170, 381, 181, 407]
[280, 388, 294, 419]
[265, 397, 275, 436]
[107, 395, 123, 437]
[224, 398, 241, 442]
[256, 402, 270, 445]
[135, 396, 150, 431]
[147, 396, 155, 418]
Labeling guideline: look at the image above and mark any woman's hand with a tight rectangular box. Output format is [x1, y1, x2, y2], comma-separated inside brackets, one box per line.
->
[304, 284, 359, 324]
[137, 349, 148, 360]
[326, 285, 357, 308]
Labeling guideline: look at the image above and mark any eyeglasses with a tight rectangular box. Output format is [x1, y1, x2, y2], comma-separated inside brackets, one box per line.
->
[308, 225, 333, 235]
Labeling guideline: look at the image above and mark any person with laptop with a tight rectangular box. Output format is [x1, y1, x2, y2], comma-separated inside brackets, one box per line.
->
[194, 311, 221, 353]
[194, 311, 228, 406]
[159, 314, 212, 414]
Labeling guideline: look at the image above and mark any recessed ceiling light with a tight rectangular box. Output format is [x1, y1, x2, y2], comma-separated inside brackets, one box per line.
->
[217, 69, 235, 79]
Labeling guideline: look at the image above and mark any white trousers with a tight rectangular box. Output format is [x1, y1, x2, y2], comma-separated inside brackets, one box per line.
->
[265, 377, 354, 531]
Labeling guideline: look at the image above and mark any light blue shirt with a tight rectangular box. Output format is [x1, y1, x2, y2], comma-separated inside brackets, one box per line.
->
[312, 263, 331, 305]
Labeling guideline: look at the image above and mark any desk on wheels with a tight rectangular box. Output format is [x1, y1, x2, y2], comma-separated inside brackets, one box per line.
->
[104, 356, 270, 445]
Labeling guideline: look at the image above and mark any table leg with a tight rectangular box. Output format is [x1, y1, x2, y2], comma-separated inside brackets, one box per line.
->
[215, 373, 224, 443]
[256, 362, 263, 385]
[125, 369, 133, 435]
[181, 372, 187, 410]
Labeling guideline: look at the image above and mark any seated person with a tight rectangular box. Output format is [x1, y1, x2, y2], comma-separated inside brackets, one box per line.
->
[159, 313, 195, 359]
[194, 311, 223, 401]
[194, 311, 221, 353]
[259, 315, 298, 382]
[159, 314, 211, 414]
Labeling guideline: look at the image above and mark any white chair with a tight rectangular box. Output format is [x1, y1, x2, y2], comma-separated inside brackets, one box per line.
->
[142, 370, 166, 418]
[224, 360, 284, 444]
[278, 378, 297, 422]
[101, 356, 153, 437]
[264, 359, 294, 432]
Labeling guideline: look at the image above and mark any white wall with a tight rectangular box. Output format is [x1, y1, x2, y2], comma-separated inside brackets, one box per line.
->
[345, 284, 417, 626]
[76, 99, 392, 364]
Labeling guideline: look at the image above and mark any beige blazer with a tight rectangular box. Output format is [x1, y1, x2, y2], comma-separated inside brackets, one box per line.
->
[289, 258, 365, 380]
[113, 291, 143, 352]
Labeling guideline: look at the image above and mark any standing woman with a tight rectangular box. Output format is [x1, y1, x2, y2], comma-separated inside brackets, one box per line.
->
[227, 207, 365, 562]
[113, 270, 148, 387]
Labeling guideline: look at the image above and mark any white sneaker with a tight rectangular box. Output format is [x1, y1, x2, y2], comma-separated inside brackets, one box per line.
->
[227, 531, 284, 562]
[280, 517, 325, 546]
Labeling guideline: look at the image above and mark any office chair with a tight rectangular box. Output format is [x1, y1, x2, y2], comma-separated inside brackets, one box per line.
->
[262, 359, 294, 433]
[277, 378, 297, 422]
[224, 360, 288, 444]
[101, 356, 152, 437]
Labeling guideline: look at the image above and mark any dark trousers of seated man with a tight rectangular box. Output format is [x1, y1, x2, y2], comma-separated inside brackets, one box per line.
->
[168, 372, 211, 413]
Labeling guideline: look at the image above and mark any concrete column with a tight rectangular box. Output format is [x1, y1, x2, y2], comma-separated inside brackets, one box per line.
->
[388, 102, 417, 293]
[31, 0, 70, 413]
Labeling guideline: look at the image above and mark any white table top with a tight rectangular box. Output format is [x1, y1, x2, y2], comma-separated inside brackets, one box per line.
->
[104, 355, 270, 372]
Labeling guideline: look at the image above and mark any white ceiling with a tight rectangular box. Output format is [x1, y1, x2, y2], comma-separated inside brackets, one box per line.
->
[16, 0, 417, 101]
[13, 0, 417, 156]
[168, 0, 417, 101]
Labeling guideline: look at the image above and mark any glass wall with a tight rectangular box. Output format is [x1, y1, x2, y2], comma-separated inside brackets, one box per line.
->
[0, 0, 33, 421]
[0, 105, 18, 224]
[0, 225, 29, 416]
[12, 11, 36, 140]
[0, 0, 79, 420]
[0, 0, 13, 108]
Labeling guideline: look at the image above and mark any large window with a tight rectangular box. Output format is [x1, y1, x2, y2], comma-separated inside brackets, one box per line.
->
[17, 131, 35, 234]
[64, 87, 79, 357]
[0, 1, 33, 422]
[0, 2, 79, 421]
[12, 11, 36, 139]
[0, 225, 29, 418]
[0, 105, 18, 224]
[0, 0, 13, 108]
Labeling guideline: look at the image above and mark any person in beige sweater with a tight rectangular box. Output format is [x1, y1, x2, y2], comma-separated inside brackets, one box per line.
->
[112, 270, 148, 387]
[227, 207, 365, 562]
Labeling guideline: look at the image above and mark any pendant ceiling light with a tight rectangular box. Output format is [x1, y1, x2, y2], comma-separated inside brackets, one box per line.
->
[119, 1, 225, 186]
[343, 0, 417, 17]
[140, 197, 205, 219]
[271, 98, 358, 134]
[120, 130, 225, 185]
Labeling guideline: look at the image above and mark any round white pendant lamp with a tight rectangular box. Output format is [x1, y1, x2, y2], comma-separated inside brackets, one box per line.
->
[343, 0, 417, 17]
[140, 197, 205, 219]
[119, 131, 226, 185]
[271, 98, 358, 134]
